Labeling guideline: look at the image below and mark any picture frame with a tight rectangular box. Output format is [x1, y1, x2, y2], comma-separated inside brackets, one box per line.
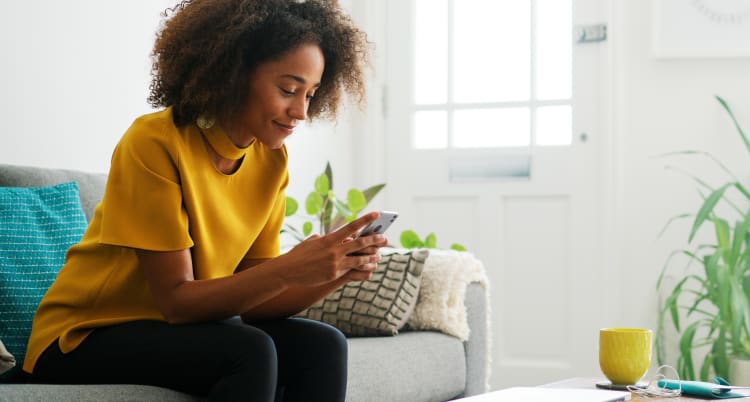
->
[652, 0, 750, 58]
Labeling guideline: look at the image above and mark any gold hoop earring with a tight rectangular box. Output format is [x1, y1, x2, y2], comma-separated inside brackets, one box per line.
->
[196, 115, 215, 130]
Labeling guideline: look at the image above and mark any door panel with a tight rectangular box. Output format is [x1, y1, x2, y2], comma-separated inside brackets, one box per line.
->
[383, 0, 610, 388]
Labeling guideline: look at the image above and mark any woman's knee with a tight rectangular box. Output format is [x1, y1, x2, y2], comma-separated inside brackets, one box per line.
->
[295, 319, 348, 356]
[207, 323, 279, 400]
[220, 323, 278, 370]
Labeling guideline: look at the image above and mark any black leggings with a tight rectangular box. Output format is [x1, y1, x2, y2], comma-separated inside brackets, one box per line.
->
[32, 317, 348, 402]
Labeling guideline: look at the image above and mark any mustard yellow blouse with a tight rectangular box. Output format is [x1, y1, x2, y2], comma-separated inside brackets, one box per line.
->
[23, 108, 288, 373]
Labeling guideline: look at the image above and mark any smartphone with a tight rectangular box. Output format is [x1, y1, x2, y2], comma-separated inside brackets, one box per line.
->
[358, 211, 399, 237]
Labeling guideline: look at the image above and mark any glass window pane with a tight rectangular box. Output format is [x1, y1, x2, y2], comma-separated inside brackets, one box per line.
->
[414, 110, 448, 149]
[536, 105, 572, 145]
[454, 0, 530, 103]
[536, 0, 571, 100]
[454, 108, 530, 148]
[415, 0, 448, 105]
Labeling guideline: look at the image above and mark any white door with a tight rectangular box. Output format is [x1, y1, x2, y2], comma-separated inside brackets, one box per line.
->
[383, 0, 611, 389]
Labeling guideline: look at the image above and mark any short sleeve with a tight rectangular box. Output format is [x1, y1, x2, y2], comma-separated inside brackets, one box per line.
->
[245, 170, 288, 259]
[99, 119, 194, 251]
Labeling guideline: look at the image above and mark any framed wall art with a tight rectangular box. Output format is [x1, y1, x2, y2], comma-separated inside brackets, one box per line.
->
[652, 0, 750, 58]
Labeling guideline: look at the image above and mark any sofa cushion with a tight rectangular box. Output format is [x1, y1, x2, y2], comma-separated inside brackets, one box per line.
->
[0, 182, 88, 370]
[0, 333, 466, 402]
[0, 384, 204, 402]
[295, 249, 427, 336]
[347, 331, 466, 402]
[0, 164, 107, 222]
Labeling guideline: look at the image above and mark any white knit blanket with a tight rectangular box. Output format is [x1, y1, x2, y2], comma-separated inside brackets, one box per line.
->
[406, 249, 490, 341]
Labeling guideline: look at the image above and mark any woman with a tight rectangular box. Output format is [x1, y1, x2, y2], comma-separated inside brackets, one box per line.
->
[24, 1, 383, 401]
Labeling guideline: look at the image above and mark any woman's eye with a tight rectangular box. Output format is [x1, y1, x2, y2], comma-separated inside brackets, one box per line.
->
[280, 86, 315, 100]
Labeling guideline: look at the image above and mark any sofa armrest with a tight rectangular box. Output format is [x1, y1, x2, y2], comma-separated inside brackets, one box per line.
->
[463, 282, 489, 396]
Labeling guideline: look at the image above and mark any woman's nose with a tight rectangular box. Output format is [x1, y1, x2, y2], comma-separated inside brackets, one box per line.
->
[289, 96, 307, 120]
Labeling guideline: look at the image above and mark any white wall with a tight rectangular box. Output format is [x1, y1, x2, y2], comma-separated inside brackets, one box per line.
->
[610, 0, 750, 343]
[6, 0, 750, 378]
[0, 1, 169, 173]
[346, 0, 750, 374]
[0, 1, 354, 201]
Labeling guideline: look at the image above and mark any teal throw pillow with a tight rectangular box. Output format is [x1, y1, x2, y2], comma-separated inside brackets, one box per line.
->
[0, 182, 87, 370]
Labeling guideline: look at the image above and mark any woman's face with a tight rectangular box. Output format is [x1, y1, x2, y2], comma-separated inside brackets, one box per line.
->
[232, 44, 325, 149]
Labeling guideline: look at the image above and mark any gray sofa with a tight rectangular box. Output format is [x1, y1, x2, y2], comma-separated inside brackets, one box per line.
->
[0, 164, 488, 402]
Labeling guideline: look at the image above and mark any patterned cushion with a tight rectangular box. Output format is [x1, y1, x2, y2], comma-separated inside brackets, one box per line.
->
[296, 249, 428, 336]
[0, 182, 88, 369]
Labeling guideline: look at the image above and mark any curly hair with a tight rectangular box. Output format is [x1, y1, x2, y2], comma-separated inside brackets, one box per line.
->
[148, 0, 370, 126]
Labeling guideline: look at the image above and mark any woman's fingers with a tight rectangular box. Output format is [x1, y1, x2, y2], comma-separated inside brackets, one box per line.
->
[344, 234, 388, 256]
[352, 252, 380, 265]
[357, 259, 380, 270]
[328, 211, 379, 243]
[355, 245, 383, 255]
[342, 266, 375, 282]
[320, 212, 391, 256]
[280, 213, 388, 287]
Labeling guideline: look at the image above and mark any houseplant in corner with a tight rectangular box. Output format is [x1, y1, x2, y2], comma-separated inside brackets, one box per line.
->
[657, 96, 750, 384]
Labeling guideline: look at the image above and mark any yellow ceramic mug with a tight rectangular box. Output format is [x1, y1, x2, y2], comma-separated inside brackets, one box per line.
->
[599, 328, 652, 385]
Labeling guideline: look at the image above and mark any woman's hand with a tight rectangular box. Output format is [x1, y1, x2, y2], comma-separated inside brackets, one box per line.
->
[277, 211, 388, 287]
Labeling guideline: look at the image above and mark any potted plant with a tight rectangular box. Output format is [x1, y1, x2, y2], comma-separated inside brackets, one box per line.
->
[282, 161, 385, 242]
[657, 96, 750, 383]
[283, 162, 467, 251]
[400, 229, 467, 251]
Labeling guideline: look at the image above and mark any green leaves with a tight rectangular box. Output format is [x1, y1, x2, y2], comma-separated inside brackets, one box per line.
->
[717, 95, 750, 155]
[399, 229, 468, 251]
[283, 162, 385, 240]
[283, 162, 470, 254]
[285, 197, 298, 217]
[305, 191, 324, 215]
[450, 243, 467, 251]
[424, 233, 437, 248]
[657, 96, 750, 381]
[689, 183, 732, 243]
[678, 321, 700, 379]
[347, 189, 366, 216]
[314, 173, 329, 196]
[362, 184, 386, 204]
[400, 230, 423, 248]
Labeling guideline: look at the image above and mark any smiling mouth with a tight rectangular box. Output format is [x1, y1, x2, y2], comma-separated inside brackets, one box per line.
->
[274, 121, 296, 130]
